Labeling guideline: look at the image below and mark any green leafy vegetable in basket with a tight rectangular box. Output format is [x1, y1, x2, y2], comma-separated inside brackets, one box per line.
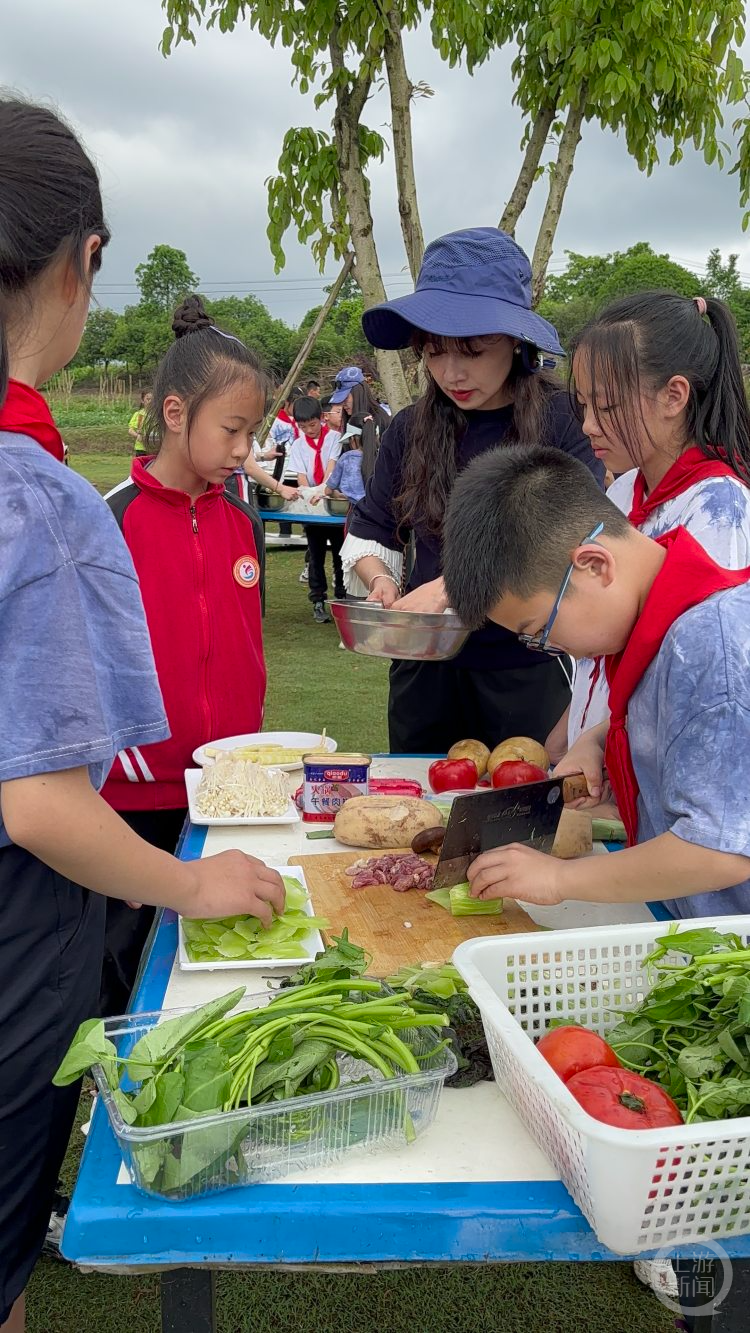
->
[606, 925, 750, 1123]
[182, 875, 329, 962]
[53, 976, 450, 1198]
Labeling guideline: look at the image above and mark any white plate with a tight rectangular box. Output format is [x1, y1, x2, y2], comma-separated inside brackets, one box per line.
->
[192, 730, 338, 772]
[184, 769, 300, 827]
[178, 865, 324, 971]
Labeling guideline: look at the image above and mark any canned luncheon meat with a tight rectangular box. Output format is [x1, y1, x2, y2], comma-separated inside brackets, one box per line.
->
[302, 752, 371, 822]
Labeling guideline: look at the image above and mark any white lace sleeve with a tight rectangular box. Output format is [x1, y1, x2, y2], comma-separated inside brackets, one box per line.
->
[340, 533, 403, 598]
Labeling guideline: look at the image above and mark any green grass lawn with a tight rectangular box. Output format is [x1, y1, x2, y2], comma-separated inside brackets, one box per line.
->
[24, 456, 673, 1333]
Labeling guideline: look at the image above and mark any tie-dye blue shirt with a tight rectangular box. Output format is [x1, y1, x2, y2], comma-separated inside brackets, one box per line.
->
[0, 431, 168, 848]
[629, 583, 750, 919]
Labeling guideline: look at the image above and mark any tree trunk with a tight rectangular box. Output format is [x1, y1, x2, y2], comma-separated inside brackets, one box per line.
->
[257, 253, 355, 444]
[531, 93, 586, 306]
[499, 102, 556, 236]
[383, 12, 425, 281]
[330, 33, 411, 412]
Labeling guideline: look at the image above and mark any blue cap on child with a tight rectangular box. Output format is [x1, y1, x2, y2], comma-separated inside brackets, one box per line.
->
[329, 366, 365, 405]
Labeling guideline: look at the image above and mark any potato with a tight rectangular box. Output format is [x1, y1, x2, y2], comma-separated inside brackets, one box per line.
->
[488, 736, 550, 776]
[334, 796, 442, 849]
[447, 739, 490, 779]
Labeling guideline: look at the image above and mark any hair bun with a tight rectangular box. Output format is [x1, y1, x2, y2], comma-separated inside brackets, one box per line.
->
[172, 295, 213, 339]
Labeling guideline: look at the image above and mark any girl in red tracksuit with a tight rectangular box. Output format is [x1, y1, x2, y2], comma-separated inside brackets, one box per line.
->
[101, 295, 268, 1010]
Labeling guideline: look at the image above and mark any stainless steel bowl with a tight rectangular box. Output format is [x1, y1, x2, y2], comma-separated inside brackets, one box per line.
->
[324, 497, 350, 518]
[330, 599, 470, 662]
[256, 487, 287, 512]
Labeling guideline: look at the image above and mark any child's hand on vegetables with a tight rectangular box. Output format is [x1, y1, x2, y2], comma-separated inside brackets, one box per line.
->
[184, 852, 286, 927]
[467, 843, 565, 907]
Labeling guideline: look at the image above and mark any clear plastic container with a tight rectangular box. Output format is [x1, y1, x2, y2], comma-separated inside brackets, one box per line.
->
[454, 918, 750, 1255]
[93, 991, 456, 1201]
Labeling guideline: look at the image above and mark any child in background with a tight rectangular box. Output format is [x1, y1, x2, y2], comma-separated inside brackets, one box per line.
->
[310, 413, 367, 506]
[128, 388, 152, 456]
[442, 445, 750, 919]
[290, 395, 344, 623]
[102, 295, 272, 1011]
[321, 394, 343, 433]
[0, 99, 283, 1333]
[545, 290, 750, 764]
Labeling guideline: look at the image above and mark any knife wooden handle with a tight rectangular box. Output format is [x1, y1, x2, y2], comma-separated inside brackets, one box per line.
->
[561, 773, 591, 804]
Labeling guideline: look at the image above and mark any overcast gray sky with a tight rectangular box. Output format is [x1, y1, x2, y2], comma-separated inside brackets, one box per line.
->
[3, 0, 750, 325]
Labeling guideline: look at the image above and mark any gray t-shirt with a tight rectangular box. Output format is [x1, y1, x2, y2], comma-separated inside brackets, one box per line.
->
[630, 583, 750, 918]
[0, 431, 168, 847]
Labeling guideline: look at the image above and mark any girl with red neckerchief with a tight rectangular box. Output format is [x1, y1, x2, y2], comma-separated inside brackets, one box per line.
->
[551, 290, 750, 765]
[0, 100, 284, 1332]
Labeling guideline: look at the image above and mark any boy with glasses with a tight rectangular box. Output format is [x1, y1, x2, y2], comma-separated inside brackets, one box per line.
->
[442, 444, 750, 920]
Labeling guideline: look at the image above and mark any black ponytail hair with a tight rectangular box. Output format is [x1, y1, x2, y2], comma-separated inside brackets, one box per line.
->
[146, 295, 269, 447]
[0, 97, 109, 405]
[572, 290, 750, 481]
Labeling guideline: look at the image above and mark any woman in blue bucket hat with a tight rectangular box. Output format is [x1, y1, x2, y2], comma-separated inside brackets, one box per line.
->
[341, 227, 605, 754]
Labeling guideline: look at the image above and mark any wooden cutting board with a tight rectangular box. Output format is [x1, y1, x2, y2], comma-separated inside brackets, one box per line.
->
[291, 850, 540, 976]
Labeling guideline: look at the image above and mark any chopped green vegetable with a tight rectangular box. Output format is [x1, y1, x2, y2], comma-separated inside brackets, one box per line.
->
[426, 882, 503, 916]
[449, 883, 503, 916]
[181, 875, 329, 963]
[385, 963, 466, 1000]
[607, 925, 750, 1123]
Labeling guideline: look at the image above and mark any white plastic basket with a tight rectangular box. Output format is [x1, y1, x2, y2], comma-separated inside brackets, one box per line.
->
[453, 916, 750, 1255]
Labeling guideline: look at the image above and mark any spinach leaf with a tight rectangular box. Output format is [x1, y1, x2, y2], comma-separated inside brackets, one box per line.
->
[53, 1018, 118, 1087]
[677, 1041, 726, 1082]
[136, 1071, 186, 1128]
[160, 1117, 250, 1195]
[607, 1015, 655, 1065]
[250, 1038, 333, 1100]
[181, 1047, 231, 1115]
[131, 1139, 169, 1187]
[125, 987, 245, 1081]
[717, 1027, 750, 1073]
[111, 1087, 138, 1125]
[691, 1077, 750, 1121]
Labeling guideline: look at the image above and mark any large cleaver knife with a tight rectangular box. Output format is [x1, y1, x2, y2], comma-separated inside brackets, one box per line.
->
[432, 774, 590, 889]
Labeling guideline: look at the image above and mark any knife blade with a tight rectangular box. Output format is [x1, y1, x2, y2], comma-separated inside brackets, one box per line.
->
[432, 774, 590, 889]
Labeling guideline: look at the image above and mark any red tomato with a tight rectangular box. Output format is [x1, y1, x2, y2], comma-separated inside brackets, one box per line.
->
[428, 758, 478, 794]
[566, 1066, 683, 1129]
[536, 1026, 620, 1083]
[491, 760, 548, 789]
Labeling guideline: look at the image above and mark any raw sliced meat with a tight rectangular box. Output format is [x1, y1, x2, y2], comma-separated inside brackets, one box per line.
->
[345, 852, 434, 892]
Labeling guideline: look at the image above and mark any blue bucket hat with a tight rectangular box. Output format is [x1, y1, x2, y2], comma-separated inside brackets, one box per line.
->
[362, 228, 564, 357]
[329, 365, 365, 405]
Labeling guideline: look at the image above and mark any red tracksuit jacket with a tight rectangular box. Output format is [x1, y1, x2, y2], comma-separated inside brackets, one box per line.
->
[102, 459, 267, 811]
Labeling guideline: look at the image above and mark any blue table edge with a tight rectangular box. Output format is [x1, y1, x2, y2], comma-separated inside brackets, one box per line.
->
[61, 792, 732, 1268]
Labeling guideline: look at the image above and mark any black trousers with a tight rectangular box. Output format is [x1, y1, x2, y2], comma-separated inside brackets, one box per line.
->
[388, 657, 571, 754]
[306, 524, 345, 604]
[0, 846, 105, 1319]
[99, 808, 187, 1017]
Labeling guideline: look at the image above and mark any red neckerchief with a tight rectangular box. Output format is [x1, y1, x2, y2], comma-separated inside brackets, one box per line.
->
[579, 447, 746, 730]
[302, 422, 329, 485]
[604, 527, 750, 846]
[629, 446, 740, 526]
[0, 379, 65, 462]
[277, 409, 299, 437]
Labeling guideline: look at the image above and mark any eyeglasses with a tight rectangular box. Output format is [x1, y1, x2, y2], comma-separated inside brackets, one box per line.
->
[518, 522, 604, 656]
